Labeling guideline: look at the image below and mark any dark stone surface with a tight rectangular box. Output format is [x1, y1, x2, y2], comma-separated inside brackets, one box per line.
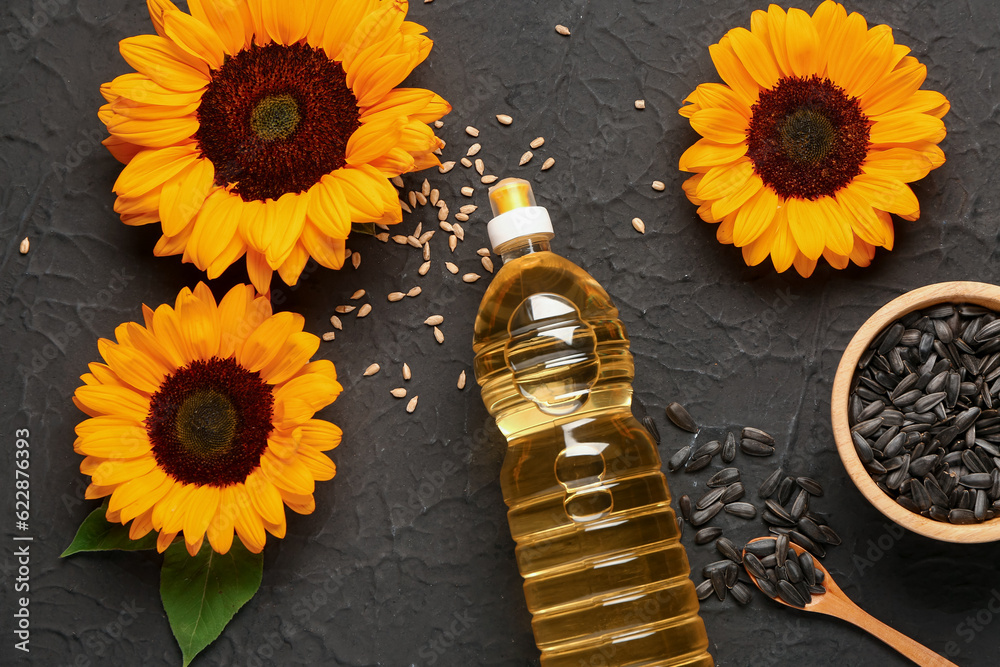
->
[1, 0, 999, 665]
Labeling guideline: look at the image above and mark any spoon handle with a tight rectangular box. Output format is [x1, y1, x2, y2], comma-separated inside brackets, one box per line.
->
[825, 595, 958, 667]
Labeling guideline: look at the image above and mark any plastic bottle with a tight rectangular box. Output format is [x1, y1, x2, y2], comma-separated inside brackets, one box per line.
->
[472, 178, 713, 667]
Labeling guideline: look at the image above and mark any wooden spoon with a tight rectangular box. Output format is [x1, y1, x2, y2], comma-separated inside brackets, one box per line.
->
[742, 537, 958, 667]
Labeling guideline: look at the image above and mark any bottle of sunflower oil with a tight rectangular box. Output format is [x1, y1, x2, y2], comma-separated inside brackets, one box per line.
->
[472, 178, 714, 667]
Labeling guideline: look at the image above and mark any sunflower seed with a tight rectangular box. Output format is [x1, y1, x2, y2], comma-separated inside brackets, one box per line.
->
[796, 477, 824, 497]
[634, 99, 646, 110]
[721, 432, 737, 463]
[402, 363, 411, 381]
[406, 396, 419, 413]
[336, 305, 356, 314]
[759, 468, 783, 498]
[439, 161, 456, 173]
[778, 476, 796, 505]
[390, 388, 407, 398]
[960, 472, 993, 489]
[694, 526, 723, 545]
[419, 261, 431, 276]
[678, 494, 692, 521]
[707, 467, 740, 487]
[424, 315, 444, 326]
[465, 125, 480, 137]
[357, 304, 372, 318]
[321, 332, 336, 341]
[461, 186, 475, 197]
[555, 24, 571, 36]
[482, 256, 495, 273]
[541, 157, 555, 171]
[685, 454, 712, 473]
[696, 487, 726, 510]
[445, 262, 459, 274]
[463, 273, 481, 283]
[720, 482, 745, 503]
[710, 568, 727, 601]
[716, 536, 742, 564]
[695, 580, 714, 600]
[668, 446, 691, 472]
[742, 427, 775, 445]
[388, 292, 405, 302]
[631, 217, 645, 234]
[330, 315, 343, 330]
[690, 502, 724, 526]
[777, 580, 808, 607]
[519, 151, 533, 165]
[529, 136, 545, 149]
[740, 438, 775, 457]
[407, 286, 422, 297]
[665, 402, 698, 432]
[496, 114, 513, 125]
[363, 363, 380, 377]
[641, 416, 660, 444]
[651, 180, 666, 191]
[724, 502, 756, 519]
[460, 158, 473, 168]
[481, 175, 499, 184]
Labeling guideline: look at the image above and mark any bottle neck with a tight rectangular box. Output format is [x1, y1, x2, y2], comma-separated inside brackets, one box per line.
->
[497, 234, 553, 264]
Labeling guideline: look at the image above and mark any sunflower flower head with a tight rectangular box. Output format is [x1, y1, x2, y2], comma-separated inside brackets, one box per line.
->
[679, 1, 949, 277]
[101, 0, 451, 294]
[73, 282, 343, 556]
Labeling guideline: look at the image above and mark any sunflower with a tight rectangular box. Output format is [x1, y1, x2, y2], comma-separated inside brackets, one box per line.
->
[679, 1, 948, 277]
[72, 282, 343, 556]
[100, 0, 450, 294]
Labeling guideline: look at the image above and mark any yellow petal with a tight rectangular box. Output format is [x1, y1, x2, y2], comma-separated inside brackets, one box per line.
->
[261, 0, 313, 46]
[108, 467, 168, 515]
[296, 447, 337, 481]
[294, 419, 343, 452]
[183, 485, 220, 546]
[689, 108, 749, 145]
[695, 159, 755, 202]
[812, 0, 846, 76]
[869, 113, 945, 146]
[726, 27, 780, 90]
[265, 192, 309, 269]
[129, 508, 155, 540]
[206, 487, 237, 554]
[679, 139, 748, 173]
[160, 159, 216, 237]
[861, 148, 933, 183]
[768, 206, 797, 272]
[847, 175, 919, 218]
[319, 0, 379, 58]
[733, 186, 779, 247]
[836, 186, 889, 247]
[278, 487, 315, 515]
[785, 197, 826, 260]
[861, 59, 926, 118]
[716, 212, 736, 245]
[114, 145, 199, 198]
[813, 196, 854, 257]
[239, 311, 303, 372]
[119, 34, 210, 92]
[792, 252, 818, 278]
[146, 0, 180, 38]
[307, 177, 352, 238]
[245, 470, 285, 526]
[823, 247, 851, 270]
[300, 223, 347, 270]
[187, 189, 244, 271]
[157, 530, 178, 553]
[338, 0, 407, 70]
[91, 456, 158, 487]
[187, 0, 250, 55]
[163, 9, 226, 70]
[175, 282, 221, 361]
[260, 450, 315, 495]
[259, 331, 319, 384]
[75, 385, 150, 422]
[75, 424, 152, 459]
[247, 249, 273, 295]
[709, 39, 760, 107]
[784, 8, 819, 77]
[231, 483, 266, 553]
[106, 72, 204, 107]
[332, 165, 390, 222]
[276, 242, 310, 287]
[711, 173, 762, 221]
[97, 338, 168, 394]
[837, 26, 894, 98]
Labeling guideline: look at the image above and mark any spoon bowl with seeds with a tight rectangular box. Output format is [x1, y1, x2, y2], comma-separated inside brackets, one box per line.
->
[742, 537, 958, 667]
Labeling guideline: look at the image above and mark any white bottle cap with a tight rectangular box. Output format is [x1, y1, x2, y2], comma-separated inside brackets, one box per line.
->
[486, 178, 553, 251]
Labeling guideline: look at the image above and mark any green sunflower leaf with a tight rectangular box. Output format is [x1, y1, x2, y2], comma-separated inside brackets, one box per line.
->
[161, 539, 263, 667]
[61, 500, 158, 557]
[351, 222, 377, 236]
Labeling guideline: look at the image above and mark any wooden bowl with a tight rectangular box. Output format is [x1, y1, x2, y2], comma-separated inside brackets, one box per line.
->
[831, 281, 1000, 544]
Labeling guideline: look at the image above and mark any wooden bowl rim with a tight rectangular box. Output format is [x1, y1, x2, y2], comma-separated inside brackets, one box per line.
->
[831, 281, 1000, 544]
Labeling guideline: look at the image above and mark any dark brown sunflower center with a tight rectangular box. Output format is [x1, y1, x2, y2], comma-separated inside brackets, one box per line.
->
[146, 357, 274, 486]
[746, 75, 870, 200]
[195, 42, 361, 203]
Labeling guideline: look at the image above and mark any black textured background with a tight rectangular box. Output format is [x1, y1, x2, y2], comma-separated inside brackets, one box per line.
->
[2, 0, 999, 665]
